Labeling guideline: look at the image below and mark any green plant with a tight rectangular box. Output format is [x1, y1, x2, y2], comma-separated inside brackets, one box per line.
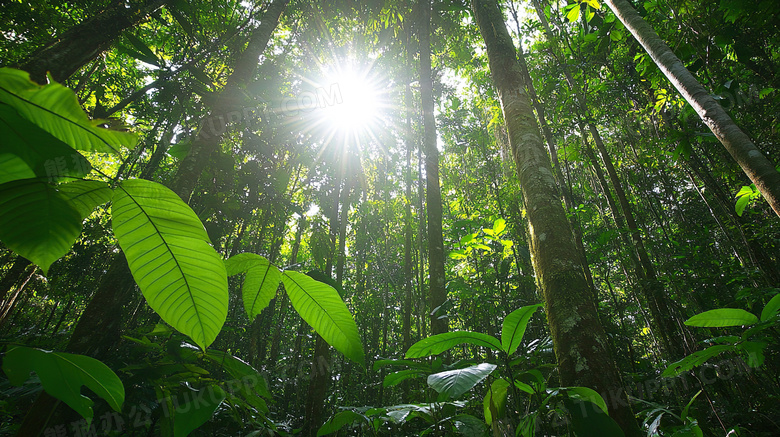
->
[0, 67, 364, 434]
[663, 293, 780, 377]
[373, 304, 624, 436]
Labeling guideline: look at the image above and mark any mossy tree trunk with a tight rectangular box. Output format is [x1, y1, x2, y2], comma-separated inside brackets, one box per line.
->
[471, 0, 641, 434]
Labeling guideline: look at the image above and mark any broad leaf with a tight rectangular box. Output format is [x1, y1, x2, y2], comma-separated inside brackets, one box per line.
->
[172, 385, 226, 437]
[483, 378, 509, 425]
[562, 387, 608, 414]
[317, 411, 366, 436]
[112, 179, 228, 350]
[224, 253, 282, 318]
[684, 309, 758, 327]
[501, 304, 542, 354]
[383, 369, 425, 387]
[0, 178, 82, 274]
[2, 346, 124, 422]
[662, 345, 734, 377]
[0, 68, 137, 154]
[452, 414, 486, 436]
[57, 180, 113, 219]
[204, 350, 270, 398]
[563, 398, 624, 437]
[406, 331, 502, 358]
[0, 104, 91, 184]
[281, 271, 365, 365]
[427, 363, 497, 398]
[761, 294, 780, 322]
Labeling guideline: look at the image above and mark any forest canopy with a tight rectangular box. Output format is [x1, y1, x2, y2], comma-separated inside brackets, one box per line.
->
[0, 0, 778, 436]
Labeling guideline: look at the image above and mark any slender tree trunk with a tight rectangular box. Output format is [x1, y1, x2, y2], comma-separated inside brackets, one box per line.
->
[16, 0, 171, 84]
[171, 0, 290, 201]
[0, 257, 32, 303]
[418, 0, 448, 335]
[471, 0, 640, 434]
[605, 0, 780, 217]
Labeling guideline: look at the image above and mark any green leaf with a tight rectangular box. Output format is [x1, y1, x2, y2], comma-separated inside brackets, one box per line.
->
[583, 0, 601, 8]
[427, 363, 497, 398]
[483, 378, 509, 425]
[57, 180, 113, 219]
[735, 195, 750, 216]
[0, 104, 92, 184]
[405, 331, 502, 358]
[125, 33, 161, 66]
[662, 345, 734, 377]
[281, 271, 365, 366]
[501, 304, 542, 354]
[172, 385, 225, 437]
[0, 178, 82, 274]
[112, 179, 228, 350]
[492, 218, 506, 235]
[2, 346, 124, 423]
[0, 68, 137, 154]
[684, 308, 758, 327]
[738, 341, 767, 367]
[563, 398, 624, 437]
[760, 294, 780, 322]
[373, 358, 429, 371]
[383, 369, 425, 387]
[452, 414, 486, 436]
[204, 350, 270, 398]
[610, 30, 624, 41]
[566, 5, 580, 22]
[562, 387, 608, 414]
[224, 253, 282, 319]
[317, 411, 367, 436]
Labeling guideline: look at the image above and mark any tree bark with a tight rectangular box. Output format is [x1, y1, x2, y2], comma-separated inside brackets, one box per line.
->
[16, 0, 171, 84]
[471, 0, 641, 434]
[418, 0, 448, 335]
[605, 0, 780, 217]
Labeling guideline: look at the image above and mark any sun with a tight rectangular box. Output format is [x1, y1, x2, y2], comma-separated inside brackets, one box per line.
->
[317, 65, 383, 135]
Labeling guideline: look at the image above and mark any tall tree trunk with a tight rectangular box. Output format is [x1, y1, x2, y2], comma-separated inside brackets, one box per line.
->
[418, 0, 448, 335]
[471, 0, 640, 434]
[0, 257, 32, 302]
[16, 0, 171, 84]
[605, 0, 780, 217]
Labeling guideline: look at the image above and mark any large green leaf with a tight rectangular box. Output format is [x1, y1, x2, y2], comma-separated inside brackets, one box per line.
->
[224, 253, 282, 318]
[2, 346, 124, 422]
[662, 345, 734, 377]
[204, 350, 270, 398]
[383, 369, 426, 387]
[0, 68, 137, 154]
[562, 398, 624, 437]
[684, 308, 758, 327]
[57, 179, 113, 218]
[483, 378, 510, 425]
[112, 179, 228, 350]
[281, 271, 365, 365]
[0, 104, 91, 184]
[427, 363, 497, 398]
[562, 387, 608, 414]
[405, 332, 502, 358]
[172, 385, 226, 437]
[501, 304, 542, 354]
[0, 178, 82, 274]
[761, 294, 780, 322]
[317, 411, 367, 436]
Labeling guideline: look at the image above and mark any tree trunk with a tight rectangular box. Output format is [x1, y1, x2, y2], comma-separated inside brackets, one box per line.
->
[418, 0, 448, 335]
[471, 0, 641, 434]
[16, 0, 171, 84]
[605, 0, 780, 217]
